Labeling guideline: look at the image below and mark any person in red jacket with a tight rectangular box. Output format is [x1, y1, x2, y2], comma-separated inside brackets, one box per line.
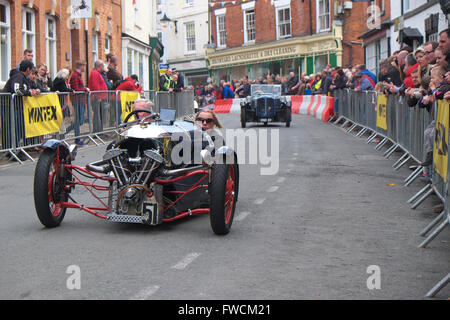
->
[88, 60, 108, 133]
[115, 74, 143, 93]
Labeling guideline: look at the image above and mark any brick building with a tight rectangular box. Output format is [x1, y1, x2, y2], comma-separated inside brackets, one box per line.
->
[205, 0, 380, 81]
[0, 0, 122, 86]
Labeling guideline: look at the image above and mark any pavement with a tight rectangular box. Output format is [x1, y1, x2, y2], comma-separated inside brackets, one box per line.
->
[0, 112, 448, 300]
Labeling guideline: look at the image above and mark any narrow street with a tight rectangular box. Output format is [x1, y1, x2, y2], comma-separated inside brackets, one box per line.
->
[0, 112, 448, 300]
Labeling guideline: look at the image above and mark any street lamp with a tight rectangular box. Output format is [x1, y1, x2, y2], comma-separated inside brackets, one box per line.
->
[160, 13, 177, 33]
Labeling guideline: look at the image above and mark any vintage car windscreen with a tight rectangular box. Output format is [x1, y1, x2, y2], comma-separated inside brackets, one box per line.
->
[250, 84, 282, 97]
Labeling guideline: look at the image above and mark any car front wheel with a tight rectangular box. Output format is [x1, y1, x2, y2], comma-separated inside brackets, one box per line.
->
[209, 163, 239, 235]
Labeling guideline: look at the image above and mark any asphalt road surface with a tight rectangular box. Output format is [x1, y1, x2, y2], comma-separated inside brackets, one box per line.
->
[0, 112, 448, 300]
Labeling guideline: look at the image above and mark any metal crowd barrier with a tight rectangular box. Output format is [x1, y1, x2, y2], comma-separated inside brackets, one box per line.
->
[333, 88, 449, 298]
[0, 90, 195, 163]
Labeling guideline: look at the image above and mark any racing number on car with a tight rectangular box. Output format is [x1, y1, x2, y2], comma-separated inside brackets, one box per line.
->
[142, 202, 155, 217]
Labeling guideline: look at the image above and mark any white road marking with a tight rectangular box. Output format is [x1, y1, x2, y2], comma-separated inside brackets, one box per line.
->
[293, 153, 299, 156]
[254, 198, 266, 205]
[130, 285, 160, 300]
[171, 252, 201, 270]
[235, 211, 251, 222]
[277, 177, 286, 183]
[268, 186, 279, 193]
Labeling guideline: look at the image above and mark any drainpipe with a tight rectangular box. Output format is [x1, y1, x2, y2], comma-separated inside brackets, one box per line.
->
[85, 19, 89, 84]
[309, 0, 313, 35]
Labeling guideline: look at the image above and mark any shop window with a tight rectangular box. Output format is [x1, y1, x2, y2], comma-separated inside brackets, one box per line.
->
[139, 53, 144, 89]
[127, 48, 133, 77]
[314, 55, 328, 73]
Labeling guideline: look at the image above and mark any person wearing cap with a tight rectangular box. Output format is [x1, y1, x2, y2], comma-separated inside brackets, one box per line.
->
[354, 72, 374, 91]
[2, 60, 40, 96]
[115, 74, 142, 93]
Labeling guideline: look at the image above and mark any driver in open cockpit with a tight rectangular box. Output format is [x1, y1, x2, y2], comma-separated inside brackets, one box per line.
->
[133, 98, 156, 122]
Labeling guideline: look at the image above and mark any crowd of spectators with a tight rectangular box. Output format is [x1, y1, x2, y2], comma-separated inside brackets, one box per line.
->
[2, 51, 143, 97]
[194, 29, 450, 109]
[1, 50, 143, 147]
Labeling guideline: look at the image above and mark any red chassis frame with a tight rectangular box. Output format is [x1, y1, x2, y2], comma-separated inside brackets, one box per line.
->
[58, 162, 210, 222]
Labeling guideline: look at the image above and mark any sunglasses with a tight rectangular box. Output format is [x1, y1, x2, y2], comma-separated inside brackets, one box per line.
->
[197, 117, 214, 124]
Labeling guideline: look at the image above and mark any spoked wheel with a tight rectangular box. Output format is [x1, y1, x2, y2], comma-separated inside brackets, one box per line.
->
[34, 148, 71, 228]
[209, 163, 239, 235]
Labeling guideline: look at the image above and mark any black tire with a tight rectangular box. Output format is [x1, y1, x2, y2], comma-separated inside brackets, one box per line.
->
[209, 162, 239, 235]
[286, 108, 292, 127]
[241, 107, 246, 128]
[34, 148, 70, 228]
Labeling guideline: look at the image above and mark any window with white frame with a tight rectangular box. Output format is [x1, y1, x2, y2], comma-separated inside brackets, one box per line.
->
[22, 8, 35, 63]
[105, 35, 111, 55]
[317, 0, 330, 32]
[244, 9, 255, 43]
[92, 32, 98, 66]
[134, 0, 141, 27]
[0, 0, 11, 82]
[402, 0, 410, 13]
[127, 48, 133, 76]
[46, 16, 57, 79]
[217, 15, 226, 47]
[138, 53, 144, 88]
[277, 7, 291, 39]
[185, 21, 196, 53]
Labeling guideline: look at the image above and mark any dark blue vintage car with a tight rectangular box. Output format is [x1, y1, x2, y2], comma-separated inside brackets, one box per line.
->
[240, 84, 292, 128]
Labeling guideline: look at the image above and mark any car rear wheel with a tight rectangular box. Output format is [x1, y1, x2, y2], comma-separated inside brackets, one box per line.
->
[209, 163, 239, 235]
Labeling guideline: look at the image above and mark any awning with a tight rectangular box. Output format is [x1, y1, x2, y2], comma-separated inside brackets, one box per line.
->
[399, 27, 423, 43]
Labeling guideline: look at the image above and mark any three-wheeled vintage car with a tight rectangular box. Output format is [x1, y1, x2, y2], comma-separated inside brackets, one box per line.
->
[33, 109, 239, 235]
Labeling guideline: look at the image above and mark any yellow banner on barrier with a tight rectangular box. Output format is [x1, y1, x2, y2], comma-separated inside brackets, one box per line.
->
[23, 94, 63, 138]
[376, 94, 387, 130]
[433, 100, 449, 183]
[120, 91, 140, 122]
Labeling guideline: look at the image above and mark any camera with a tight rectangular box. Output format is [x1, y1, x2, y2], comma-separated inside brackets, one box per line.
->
[413, 90, 422, 99]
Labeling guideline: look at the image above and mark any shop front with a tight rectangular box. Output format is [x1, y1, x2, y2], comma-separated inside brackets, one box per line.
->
[168, 59, 209, 88]
[206, 26, 343, 84]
